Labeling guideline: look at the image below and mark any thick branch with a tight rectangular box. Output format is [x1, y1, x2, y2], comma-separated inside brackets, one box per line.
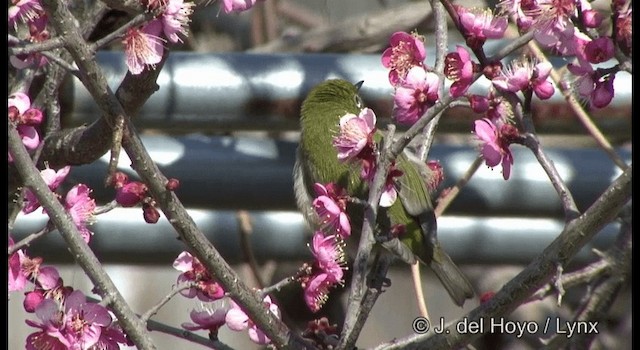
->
[249, 2, 432, 53]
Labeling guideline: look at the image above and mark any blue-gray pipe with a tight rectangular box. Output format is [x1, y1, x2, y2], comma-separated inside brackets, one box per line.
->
[60, 52, 632, 134]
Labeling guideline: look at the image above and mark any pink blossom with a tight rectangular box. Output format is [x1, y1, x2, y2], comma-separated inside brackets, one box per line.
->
[468, 94, 489, 113]
[584, 37, 614, 64]
[474, 118, 516, 180]
[309, 231, 346, 283]
[360, 159, 403, 208]
[159, 0, 194, 43]
[444, 45, 476, 97]
[614, 8, 631, 56]
[8, 0, 43, 29]
[225, 296, 280, 345]
[115, 181, 148, 207]
[530, 0, 576, 49]
[10, 13, 49, 69]
[302, 272, 334, 313]
[93, 323, 130, 350]
[457, 7, 508, 49]
[122, 21, 164, 75]
[492, 60, 554, 100]
[333, 108, 376, 162]
[312, 183, 351, 238]
[9, 237, 28, 293]
[181, 302, 229, 334]
[222, 0, 262, 14]
[64, 184, 96, 243]
[393, 66, 440, 125]
[567, 59, 616, 108]
[381, 31, 426, 86]
[582, 9, 603, 28]
[23, 165, 71, 214]
[591, 75, 615, 109]
[497, 0, 538, 31]
[25, 290, 114, 350]
[173, 251, 225, 301]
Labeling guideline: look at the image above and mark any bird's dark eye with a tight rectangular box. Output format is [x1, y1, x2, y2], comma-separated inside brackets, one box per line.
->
[354, 95, 364, 109]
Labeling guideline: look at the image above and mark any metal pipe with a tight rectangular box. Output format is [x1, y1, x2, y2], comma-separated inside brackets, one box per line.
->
[11, 209, 619, 265]
[60, 52, 632, 135]
[61, 135, 630, 217]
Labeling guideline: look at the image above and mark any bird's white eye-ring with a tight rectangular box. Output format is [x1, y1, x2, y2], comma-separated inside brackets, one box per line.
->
[354, 94, 364, 109]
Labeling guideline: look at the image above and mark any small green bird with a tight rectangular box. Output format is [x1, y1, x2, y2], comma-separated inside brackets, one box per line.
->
[294, 79, 474, 307]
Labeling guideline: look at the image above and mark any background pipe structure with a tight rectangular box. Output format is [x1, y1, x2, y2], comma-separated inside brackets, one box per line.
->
[17, 52, 630, 265]
[60, 52, 632, 137]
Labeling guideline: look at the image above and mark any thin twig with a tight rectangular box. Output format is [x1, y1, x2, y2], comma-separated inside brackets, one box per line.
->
[146, 319, 235, 350]
[8, 222, 54, 255]
[91, 11, 159, 51]
[504, 92, 581, 220]
[39, 51, 81, 77]
[8, 37, 66, 56]
[261, 275, 298, 296]
[434, 156, 483, 217]
[236, 210, 265, 289]
[94, 200, 120, 215]
[141, 282, 197, 322]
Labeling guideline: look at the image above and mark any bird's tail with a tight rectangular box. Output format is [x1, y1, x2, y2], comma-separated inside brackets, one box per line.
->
[429, 244, 475, 307]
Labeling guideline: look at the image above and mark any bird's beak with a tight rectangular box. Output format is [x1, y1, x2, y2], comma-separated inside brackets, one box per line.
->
[354, 80, 364, 91]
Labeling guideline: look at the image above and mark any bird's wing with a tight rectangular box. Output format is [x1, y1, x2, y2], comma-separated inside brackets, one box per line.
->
[396, 150, 438, 246]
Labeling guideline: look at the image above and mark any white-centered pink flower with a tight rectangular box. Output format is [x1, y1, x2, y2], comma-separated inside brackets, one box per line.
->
[23, 165, 71, 214]
[381, 31, 427, 86]
[393, 66, 440, 125]
[8, 0, 43, 30]
[64, 184, 96, 243]
[457, 6, 508, 49]
[173, 251, 225, 301]
[182, 301, 229, 334]
[333, 108, 376, 162]
[159, 0, 194, 43]
[225, 295, 280, 345]
[474, 118, 517, 180]
[309, 231, 346, 284]
[25, 290, 117, 350]
[122, 21, 164, 75]
[444, 45, 476, 97]
[312, 183, 351, 238]
[492, 59, 555, 100]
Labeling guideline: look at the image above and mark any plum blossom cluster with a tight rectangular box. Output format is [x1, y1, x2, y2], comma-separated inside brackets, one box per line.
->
[300, 230, 348, 312]
[25, 290, 130, 350]
[332, 108, 402, 207]
[9, 242, 130, 349]
[382, 32, 442, 126]
[8, 0, 49, 69]
[122, 0, 267, 75]
[173, 252, 281, 345]
[496, 0, 627, 108]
